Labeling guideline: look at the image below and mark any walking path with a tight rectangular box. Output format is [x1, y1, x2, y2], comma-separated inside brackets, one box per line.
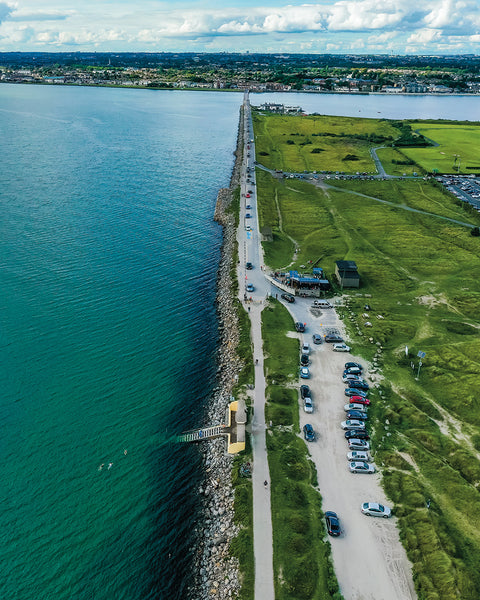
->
[237, 92, 274, 600]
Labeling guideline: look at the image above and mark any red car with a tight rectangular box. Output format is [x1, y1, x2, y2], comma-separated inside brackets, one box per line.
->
[350, 396, 370, 406]
[245, 193, 251, 198]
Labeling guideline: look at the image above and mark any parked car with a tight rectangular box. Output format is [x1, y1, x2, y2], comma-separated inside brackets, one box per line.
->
[345, 430, 370, 440]
[303, 423, 315, 442]
[341, 420, 366, 430]
[325, 334, 343, 343]
[302, 342, 310, 355]
[281, 293, 295, 303]
[304, 398, 313, 413]
[325, 511, 341, 537]
[245, 262, 253, 270]
[245, 204, 252, 210]
[312, 334, 322, 344]
[245, 193, 251, 198]
[300, 385, 311, 399]
[300, 367, 310, 379]
[347, 451, 371, 462]
[348, 439, 370, 451]
[300, 354, 310, 367]
[348, 395, 370, 405]
[245, 213, 252, 219]
[348, 380, 369, 390]
[295, 322, 306, 332]
[246, 283, 254, 292]
[346, 410, 368, 421]
[342, 374, 362, 383]
[245, 225, 252, 231]
[361, 502, 391, 518]
[343, 367, 362, 375]
[345, 388, 368, 398]
[345, 362, 362, 371]
[333, 343, 351, 352]
[349, 461, 375, 474]
[344, 403, 367, 412]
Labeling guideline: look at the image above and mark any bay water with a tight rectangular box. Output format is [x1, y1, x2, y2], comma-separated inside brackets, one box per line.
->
[0, 85, 241, 600]
[1, 83, 477, 600]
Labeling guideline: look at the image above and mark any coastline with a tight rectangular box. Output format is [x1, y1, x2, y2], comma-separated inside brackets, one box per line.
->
[190, 105, 246, 600]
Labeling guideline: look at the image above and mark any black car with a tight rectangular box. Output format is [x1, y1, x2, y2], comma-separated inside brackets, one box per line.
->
[300, 385, 311, 399]
[346, 410, 368, 421]
[348, 380, 369, 391]
[325, 511, 341, 537]
[325, 334, 343, 343]
[303, 424, 315, 442]
[295, 322, 306, 333]
[300, 354, 310, 366]
[281, 293, 295, 303]
[345, 362, 362, 371]
[246, 262, 253, 270]
[345, 388, 368, 398]
[344, 429, 370, 440]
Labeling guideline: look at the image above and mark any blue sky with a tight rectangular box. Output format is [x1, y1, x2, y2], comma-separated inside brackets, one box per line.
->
[0, 0, 479, 54]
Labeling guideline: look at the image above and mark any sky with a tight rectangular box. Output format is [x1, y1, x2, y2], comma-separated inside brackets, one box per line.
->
[0, 0, 479, 55]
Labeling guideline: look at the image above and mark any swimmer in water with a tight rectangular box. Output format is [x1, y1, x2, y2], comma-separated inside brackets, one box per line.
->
[124, 449, 127, 456]
[98, 464, 104, 471]
[108, 462, 113, 470]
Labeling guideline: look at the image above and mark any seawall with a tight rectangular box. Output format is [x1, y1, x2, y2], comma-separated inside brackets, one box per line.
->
[190, 105, 246, 599]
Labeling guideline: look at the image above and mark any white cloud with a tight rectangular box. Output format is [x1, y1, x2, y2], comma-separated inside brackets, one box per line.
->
[407, 27, 442, 44]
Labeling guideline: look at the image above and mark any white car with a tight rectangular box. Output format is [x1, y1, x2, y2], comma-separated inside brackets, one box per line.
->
[361, 502, 391, 518]
[348, 439, 370, 451]
[333, 343, 351, 352]
[303, 398, 313, 413]
[301, 342, 310, 355]
[349, 461, 375, 474]
[341, 419, 365, 430]
[347, 451, 371, 462]
[344, 403, 366, 412]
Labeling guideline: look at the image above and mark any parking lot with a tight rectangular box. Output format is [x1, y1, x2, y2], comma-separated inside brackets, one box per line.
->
[436, 174, 480, 211]
[281, 296, 416, 600]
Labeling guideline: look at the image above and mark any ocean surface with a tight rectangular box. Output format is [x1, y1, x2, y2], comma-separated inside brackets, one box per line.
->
[1, 84, 478, 600]
[0, 84, 241, 600]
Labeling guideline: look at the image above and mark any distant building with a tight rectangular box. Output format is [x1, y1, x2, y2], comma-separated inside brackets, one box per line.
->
[335, 260, 360, 288]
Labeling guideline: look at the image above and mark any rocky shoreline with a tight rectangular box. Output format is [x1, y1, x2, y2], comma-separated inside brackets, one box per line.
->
[189, 106, 246, 599]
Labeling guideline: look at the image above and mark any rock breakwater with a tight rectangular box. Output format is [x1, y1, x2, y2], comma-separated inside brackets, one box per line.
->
[190, 107, 247, 599]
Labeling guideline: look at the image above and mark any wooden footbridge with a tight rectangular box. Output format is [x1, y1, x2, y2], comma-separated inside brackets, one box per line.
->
[178, 399, 247, 454]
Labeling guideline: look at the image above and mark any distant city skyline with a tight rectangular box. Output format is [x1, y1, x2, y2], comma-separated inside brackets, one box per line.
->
[0, 0, 479, 55]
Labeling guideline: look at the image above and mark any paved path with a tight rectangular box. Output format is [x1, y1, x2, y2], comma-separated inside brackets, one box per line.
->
[237, 92, 275, 600]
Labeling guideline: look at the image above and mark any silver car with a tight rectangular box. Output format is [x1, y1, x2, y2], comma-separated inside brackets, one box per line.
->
[347, 451, 371, 462]
[349, 461, 375, 474]
[361, 502, 391, 518]
[344, 403, 366, 412]
[303, 398, 313, 413]
[341, 419, 366, 430]
[348, 439, 370, 451]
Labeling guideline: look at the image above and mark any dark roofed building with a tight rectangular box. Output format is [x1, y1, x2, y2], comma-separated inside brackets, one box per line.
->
[335, 260, 360, 288]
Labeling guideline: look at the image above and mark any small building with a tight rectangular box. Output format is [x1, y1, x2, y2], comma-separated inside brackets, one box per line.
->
[335, 260, 360, 288]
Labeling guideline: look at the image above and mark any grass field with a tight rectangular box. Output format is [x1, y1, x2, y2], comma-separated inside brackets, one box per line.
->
[254, 130, 480, 598]
[262, 301, 342, 600]
[253, 112, 399, 174]
[375, 147, 425, 176]
[401, 123, 480, 174]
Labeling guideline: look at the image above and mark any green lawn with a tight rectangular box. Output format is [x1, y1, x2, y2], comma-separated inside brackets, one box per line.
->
[375, 147, 425, 176]
[401, 123, 480, 174]
[253, 112, 399, 174]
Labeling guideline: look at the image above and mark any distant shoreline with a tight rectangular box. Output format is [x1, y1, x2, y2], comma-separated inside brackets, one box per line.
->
[1, 81, 478, 97]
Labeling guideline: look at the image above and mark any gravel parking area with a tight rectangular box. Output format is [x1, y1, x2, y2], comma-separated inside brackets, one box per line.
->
[284, 297, 417, 600]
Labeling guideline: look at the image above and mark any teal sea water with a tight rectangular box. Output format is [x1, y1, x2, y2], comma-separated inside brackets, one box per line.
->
[0, 85, 241, 600]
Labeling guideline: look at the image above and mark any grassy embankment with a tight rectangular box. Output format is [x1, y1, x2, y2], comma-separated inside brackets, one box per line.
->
[261, 299, 342, 600]
[253, 112, 480, 599]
